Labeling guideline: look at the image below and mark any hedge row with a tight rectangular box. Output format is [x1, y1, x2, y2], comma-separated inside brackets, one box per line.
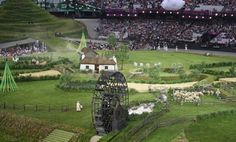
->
[131, 75, 206, 84]
[57, 80, 96, 91]
[18, 56, 50, 62]
[0, 57, 72, 70]
[0, 75, 60, 82]
[202, 69, 236, 77]
[0, 68, 49, 76]
[190, 62, 236, 69]
[15, 75, 60, 82]
[0, 111, 54, 141]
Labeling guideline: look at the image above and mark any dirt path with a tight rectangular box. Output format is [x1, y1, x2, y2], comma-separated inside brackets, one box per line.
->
[90, 135, 102, 142]
[219, 78, 236, 82]
[128, 82, 197, 92]
[128, 77, 236, 92]
[19, 70, 61, 77]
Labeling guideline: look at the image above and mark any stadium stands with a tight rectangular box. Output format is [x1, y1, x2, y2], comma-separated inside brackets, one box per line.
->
[97, 19, 236, 50]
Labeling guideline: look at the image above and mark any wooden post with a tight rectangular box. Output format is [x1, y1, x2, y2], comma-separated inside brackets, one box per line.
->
[35, 105, 38, 112]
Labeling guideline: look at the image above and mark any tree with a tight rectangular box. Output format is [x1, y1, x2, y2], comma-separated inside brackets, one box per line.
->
[116, 44, 129, 70]
[148, 66, 161, 80]
[190, 69, 201, 78]
[107, 33, 117, 50]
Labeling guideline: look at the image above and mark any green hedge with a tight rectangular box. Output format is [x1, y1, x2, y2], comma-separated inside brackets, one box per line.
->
[0, 75, 60, 82]
[57, 80, 96, 91]
[202, 69, 236, 78]
[0, 57, 71, 70]
[190, 62, 236, 69]
[131, 75, 206, 84]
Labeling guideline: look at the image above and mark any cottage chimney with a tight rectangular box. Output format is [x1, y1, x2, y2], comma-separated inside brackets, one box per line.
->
[112, 56, 117, 63]
[81, 54, 85, 60]
[113, 56, 118, 71]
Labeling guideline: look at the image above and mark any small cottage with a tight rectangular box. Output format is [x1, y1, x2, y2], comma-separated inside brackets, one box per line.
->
[79, 48, 118, 73]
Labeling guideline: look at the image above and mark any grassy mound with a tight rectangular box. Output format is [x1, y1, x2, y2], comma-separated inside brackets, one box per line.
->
[0, 0, 86, 51]
[0, 0, 55, 23]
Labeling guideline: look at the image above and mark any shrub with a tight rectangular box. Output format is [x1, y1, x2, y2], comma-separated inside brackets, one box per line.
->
[57, 80, 96, 91]
[14, 75, 60, 82]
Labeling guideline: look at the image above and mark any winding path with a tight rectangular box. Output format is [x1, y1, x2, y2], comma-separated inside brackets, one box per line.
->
[128, 77, 236, 92]
[128, 82, 198, 92]
[75, 19, 100, 39]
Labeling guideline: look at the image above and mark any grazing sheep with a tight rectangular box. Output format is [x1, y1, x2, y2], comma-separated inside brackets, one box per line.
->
[173, 90, 203, 105]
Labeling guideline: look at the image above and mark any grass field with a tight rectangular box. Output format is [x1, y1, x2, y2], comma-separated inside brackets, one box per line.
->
[0, 52, 235, 141]
[0, 80, 155, 132]
[142, 97, 236, 142]
[34, 50, 236, 75]
[185, 114, 236, 142]
[0, 1, 236, 140]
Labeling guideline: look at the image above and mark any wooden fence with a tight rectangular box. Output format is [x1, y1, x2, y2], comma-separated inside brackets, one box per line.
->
[0, 102, 77, 112]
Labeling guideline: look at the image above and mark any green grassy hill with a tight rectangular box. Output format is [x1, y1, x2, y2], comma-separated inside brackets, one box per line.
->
[0, 0, 86, 51]
[0, 0, 55, 23]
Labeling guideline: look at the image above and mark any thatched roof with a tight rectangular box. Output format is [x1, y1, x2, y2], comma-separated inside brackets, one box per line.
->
[81, 56, 116, 65]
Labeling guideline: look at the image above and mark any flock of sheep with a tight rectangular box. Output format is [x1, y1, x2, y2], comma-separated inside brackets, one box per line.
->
[172, 89, 221, 105]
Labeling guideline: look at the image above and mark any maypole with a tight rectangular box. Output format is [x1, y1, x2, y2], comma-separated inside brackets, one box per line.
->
[0, 62, 17, 94]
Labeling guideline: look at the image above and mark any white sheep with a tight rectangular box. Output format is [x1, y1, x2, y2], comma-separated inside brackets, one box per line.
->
[172, 90, 203, 105]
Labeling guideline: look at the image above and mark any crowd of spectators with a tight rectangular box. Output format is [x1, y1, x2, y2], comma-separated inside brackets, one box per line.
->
[97, 19, 236, 49]
[78, 0, 236, 12]
[87, 41, 111, 50]
[0, 42, 47, 57]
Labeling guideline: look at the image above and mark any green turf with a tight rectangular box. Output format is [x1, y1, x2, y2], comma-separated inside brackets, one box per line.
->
[0, 50, 235, 141]
[0, 80, 156, 133]
[141, 96, 236, 142]
[127, 51, 236, 68]
[0, 0, 55, 23]
[185, 114, 236, 142]
[143, 122, 190, 142]
[33, 50, 236, 77]
[97, 51, 236, 76]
